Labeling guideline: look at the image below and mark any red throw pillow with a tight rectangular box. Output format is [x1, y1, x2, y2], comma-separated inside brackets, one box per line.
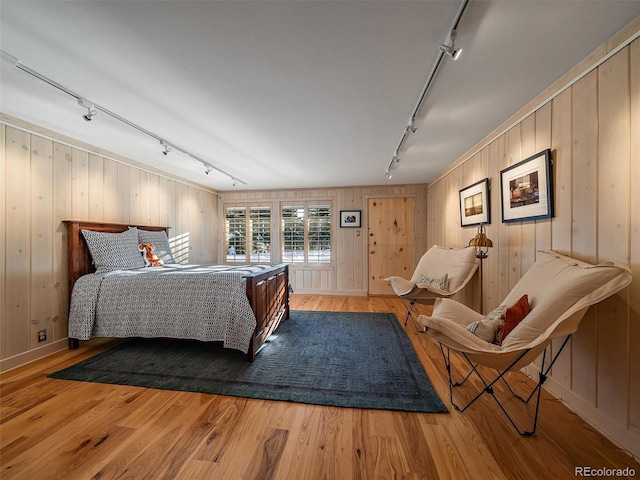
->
[499, 294, 530, 342]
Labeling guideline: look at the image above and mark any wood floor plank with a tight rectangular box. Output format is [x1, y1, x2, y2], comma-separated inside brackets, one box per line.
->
[244, 427, 289, 480]
[281, 406, 331, 480]
[1, 294, 638, 480]
[192, 396, 250, 463]
[90, 393, 212, 480]
[209, 401, 273, 479]
[174, 458, 221, 480]
[265, 402, 316, 479]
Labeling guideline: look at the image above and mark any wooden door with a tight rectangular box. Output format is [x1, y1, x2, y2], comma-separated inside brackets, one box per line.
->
[368, 197, 415, 295]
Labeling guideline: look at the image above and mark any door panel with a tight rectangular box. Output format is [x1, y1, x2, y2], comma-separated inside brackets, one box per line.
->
[368, 197, 415, 295]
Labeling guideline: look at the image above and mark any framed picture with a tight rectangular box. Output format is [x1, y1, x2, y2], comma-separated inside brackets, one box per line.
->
[340, 210, 361, 228]
[459, 178, 490, 227]
[500, 149, 553, 223]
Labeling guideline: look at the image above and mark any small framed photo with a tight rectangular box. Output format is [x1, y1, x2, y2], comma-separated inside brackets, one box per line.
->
[500, 149, 553, 223]
[459, 178, 490, 227]
[340, 210, 361, 228]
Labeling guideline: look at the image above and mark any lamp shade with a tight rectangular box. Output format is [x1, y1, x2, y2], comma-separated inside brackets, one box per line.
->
[469, 224, 493, 258]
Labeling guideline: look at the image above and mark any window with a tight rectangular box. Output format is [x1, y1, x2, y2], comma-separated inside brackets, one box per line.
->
[282, 204, 331, 264]
[249, 206, 271, 262]
[225, 205, 271, 263]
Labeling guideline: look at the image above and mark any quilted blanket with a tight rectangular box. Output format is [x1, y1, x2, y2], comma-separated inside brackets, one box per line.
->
[68, 264, 270, 353]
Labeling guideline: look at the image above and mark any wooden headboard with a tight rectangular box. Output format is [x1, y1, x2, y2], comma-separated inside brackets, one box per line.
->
[63, 220, 170, 299]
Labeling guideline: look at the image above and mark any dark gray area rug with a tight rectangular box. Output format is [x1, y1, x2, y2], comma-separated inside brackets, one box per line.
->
[49, 310, 447, 413]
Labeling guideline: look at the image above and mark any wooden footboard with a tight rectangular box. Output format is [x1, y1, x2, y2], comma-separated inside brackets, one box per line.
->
[244, 263, 290, 361]
[64, 220, 290, 361]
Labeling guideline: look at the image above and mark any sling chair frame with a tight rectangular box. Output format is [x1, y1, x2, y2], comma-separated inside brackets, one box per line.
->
[439, 335, 571, 436]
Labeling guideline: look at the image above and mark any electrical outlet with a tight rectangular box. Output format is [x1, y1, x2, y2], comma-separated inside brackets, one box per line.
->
[38, 329, 47, 342]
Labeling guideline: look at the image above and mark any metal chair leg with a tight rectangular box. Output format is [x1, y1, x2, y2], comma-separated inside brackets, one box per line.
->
[439, 336, 572, 436]
[402, 299, 417, 325]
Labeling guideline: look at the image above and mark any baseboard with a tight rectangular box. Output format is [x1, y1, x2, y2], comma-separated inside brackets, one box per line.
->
[527, 363, 640, 459]
[0, 338, 68, 373]
[291, 289, 368, 296]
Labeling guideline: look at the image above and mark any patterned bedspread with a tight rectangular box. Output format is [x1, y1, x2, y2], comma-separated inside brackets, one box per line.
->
[68, 264, 271, 353]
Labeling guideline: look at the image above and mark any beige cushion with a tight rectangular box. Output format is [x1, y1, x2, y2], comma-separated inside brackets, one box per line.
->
[500, 251, 627, 349]
[385, 245, 477, 297]
[411, 245, 477, 292]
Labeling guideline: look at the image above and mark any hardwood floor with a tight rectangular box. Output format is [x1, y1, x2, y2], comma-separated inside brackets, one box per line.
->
[1, 295, 638, 479]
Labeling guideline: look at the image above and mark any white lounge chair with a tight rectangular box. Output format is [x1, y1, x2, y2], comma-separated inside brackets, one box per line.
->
[386, 245, 478, 325]
[418, 250, 633, 435]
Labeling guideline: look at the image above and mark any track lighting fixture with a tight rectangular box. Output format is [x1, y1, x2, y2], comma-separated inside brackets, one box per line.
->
[1, 48, 246, 187]
[83, 106, 98, 122]
[78, 98, 98, 122]
[232, 178, 238, 187]
[160, 140, 172, 156]
[384, 0, 469, 180]
[384, 154, 399, 179]
[439, 30, 462, 60]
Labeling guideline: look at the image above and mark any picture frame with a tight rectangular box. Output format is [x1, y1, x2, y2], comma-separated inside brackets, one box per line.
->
[500, 149, 553, 223]
[340, 210, 361, 228]
[459, 178, 490, 227]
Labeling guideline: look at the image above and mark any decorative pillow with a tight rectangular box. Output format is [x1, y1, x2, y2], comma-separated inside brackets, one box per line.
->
[466, 316, 504, 343]
[417, 273, 449, 291]
[466, 304, 507, 344]
[81, 227, 145, 272]
[138, 243, 165, 267]
[137, 229, 176, 264]
[498, 294, 530, 343]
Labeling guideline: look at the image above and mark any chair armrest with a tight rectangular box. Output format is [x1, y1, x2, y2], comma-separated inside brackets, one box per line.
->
[385, 276, 415, 296]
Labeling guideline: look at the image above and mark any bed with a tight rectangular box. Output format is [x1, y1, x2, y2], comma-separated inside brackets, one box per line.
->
[64, 220, 290, 361]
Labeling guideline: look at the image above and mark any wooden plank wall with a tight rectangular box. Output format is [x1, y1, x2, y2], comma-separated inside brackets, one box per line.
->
[426, 37, 639, 456]
[0, 120, 218, 370]
[220, 184, 429, 296]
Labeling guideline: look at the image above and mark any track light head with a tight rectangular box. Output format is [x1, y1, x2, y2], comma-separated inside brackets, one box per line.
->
[160, 140, 172, 156]
[384, 154, 400, 180]
[439, 44, 462, 60]
[78, 98, 98, 121]
[83, 106, 98, 122]
[440, 29, 462, 60]
[232, 178, 238, 187]
[205, 165, 213, 175]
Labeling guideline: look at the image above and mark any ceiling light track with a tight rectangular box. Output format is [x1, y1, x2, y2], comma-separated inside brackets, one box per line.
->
[0, 49, 245, 187]
[384, 0, 469, 179]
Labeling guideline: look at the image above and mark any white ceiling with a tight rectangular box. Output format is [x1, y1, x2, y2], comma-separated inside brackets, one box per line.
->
[2, 1, 639, 191]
